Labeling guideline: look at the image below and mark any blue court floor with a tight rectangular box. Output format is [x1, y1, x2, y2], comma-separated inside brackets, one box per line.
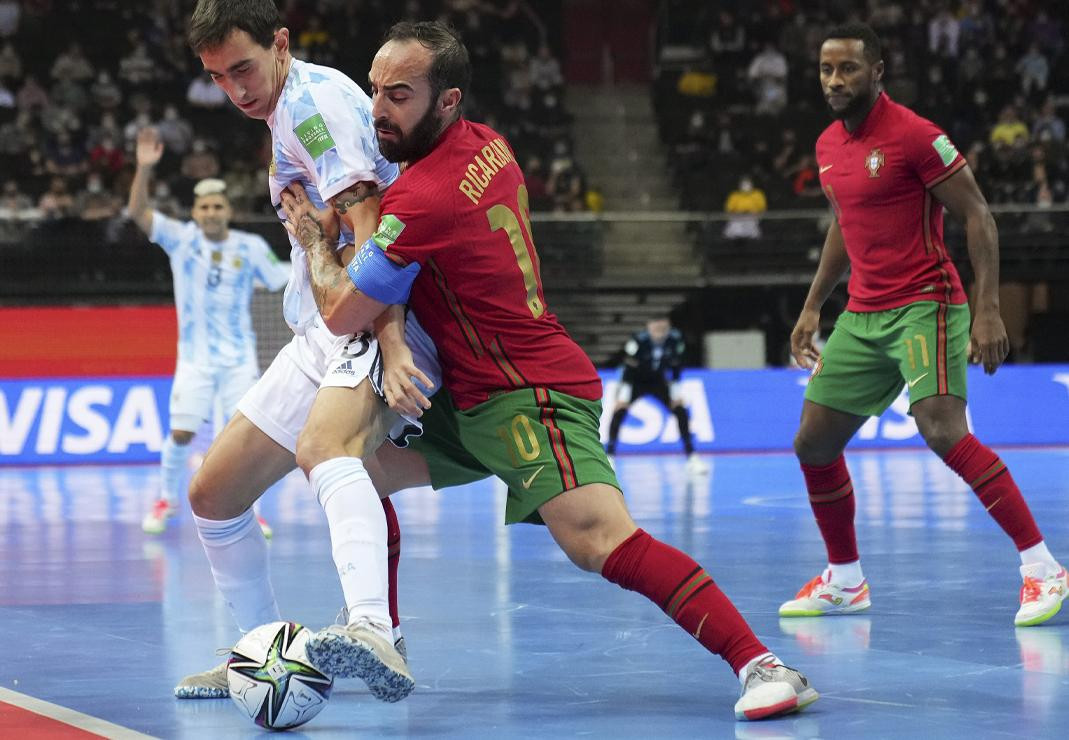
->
[1, 448, 1068, 738]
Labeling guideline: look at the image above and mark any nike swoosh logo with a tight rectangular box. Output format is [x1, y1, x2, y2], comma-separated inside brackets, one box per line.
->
[693, 613, 709, 640]
[908, 372, 929, 388]
[521, 465, 545, 490]
[819, 164, 833, 174]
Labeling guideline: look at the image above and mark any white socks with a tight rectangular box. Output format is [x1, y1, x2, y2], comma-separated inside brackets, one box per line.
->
[1020, 541, 1059, 571]
[828, 561, 864, 587]
[160, 436, 193, 503]
[738, 652, 777, 684]
[310, 457, 391, 639]
[193, 508, 280, 633]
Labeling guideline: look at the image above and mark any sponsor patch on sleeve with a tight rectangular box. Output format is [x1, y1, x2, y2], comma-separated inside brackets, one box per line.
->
[294, 113, 336, 159]
[932, 134, 958, 167]
[371, 214, 406, 250]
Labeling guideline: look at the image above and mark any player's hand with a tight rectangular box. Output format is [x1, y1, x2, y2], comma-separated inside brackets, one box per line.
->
[381, 346, 434, 418]
[280, 182, 340, 249]
[790, 308, 822, 369]
[135, 127, 164, 168]
[969, 308, 1010, 375]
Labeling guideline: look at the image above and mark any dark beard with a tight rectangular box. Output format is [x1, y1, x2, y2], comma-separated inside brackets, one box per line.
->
[377, 102, 441, 163]
[827, 91, 872, 121]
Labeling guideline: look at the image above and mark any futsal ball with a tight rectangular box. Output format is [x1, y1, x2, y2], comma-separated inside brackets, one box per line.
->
[227, 621, 333, 730]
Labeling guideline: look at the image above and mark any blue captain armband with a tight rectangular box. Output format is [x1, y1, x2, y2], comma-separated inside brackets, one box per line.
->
[346, 238, 421, 304]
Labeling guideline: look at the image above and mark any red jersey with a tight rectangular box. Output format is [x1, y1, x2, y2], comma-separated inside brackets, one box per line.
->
[376, 119, 601, 409]
[816, 92, 969, 311]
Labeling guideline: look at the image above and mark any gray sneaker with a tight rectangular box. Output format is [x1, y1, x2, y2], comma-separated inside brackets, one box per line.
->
[336, 605, 409, 663]
[306, 620, 414, 702]
[174, 658, 229, 699]
[734, 658, 818, 721]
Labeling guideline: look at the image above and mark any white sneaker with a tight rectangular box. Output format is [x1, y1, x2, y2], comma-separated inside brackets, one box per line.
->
[685, 453, 709, 475]
[1015, 564, 1069, 627]
[779, 571, 871, 617]
[174, 657, 229, 699]
[734, 657, 819, 721]
[142, 499, 177, 534]
[306, 619, 414, 702]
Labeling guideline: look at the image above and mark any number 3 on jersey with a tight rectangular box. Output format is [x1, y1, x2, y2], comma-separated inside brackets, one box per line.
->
[487, 184, 545, 318]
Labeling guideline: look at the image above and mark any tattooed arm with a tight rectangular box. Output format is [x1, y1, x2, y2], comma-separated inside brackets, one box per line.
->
[281, 180, 390, 335]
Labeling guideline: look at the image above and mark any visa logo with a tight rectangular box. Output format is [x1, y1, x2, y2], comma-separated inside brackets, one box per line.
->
[1, 383, 164, 457]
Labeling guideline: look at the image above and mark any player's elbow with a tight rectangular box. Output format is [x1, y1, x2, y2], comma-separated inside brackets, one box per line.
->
[320, 297, 377, 336]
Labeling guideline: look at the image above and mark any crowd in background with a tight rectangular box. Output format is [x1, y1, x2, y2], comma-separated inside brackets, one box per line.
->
[0, 0, 587, 235]
[658, 0, 1069, 219]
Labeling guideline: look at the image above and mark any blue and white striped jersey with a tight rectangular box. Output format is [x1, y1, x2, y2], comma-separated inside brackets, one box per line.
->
[150, 212, 289, 367]
[267, 57, 399, 335]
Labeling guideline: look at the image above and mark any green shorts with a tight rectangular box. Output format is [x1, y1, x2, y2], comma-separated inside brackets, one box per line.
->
[805, 301, 970, 417]
[408, 387, 621, 525]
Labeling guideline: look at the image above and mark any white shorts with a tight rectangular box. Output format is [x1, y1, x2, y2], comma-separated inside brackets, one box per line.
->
[237, 314, 440, 453]
[170, 360, 260, 433]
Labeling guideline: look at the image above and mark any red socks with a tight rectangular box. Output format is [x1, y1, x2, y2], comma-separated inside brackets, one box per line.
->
[943, 434, 1043, 550]
[801, 456, 858, 564]
[601, 529, 768, 675]
[382, 497, 401, 630]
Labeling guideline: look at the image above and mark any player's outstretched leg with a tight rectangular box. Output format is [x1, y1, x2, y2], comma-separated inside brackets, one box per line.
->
[940, 431, 1067, 626]
[541, 484, 819, 720]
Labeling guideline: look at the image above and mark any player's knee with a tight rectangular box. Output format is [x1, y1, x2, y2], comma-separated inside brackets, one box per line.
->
[551, 515, 632, 573]
[295, 432, 371, 477]
[187, 467, 221, 518]
[917, 422, 963, 458]
[171, 429, 195, 445]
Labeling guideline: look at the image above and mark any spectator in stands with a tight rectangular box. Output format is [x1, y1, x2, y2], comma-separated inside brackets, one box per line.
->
[748, 41, 788, 115]
[44, 130, 87, 178]
[297, 13, 332, 60]
[0, 179, 31, 213]
[88, 111, 122, 149]
[37, 176, 74, 219]
[928, 7, 959, 58]
[524, 155, 551, 210]
[1032, 98, 1065, 143]
[1016, 43, 1050, 100]
[15, 73, 48, 112]
[0, 76, 11, 108]
[990, 106, 1029, 149]
[119, 40, 156, 89]
[0, 40, 20, 80]
[151, 180, 183, 218]
[123, 111, 153, 149]
[75, 172, 121, 222]
[157, 103, 194, 156]
[186, 72, 228, 108]
[50, 74, 89, 116]
[1023, 182, 1055, 234]
[89, 134, 124, 179]
[529, 43, 562, 92]
[180, 138, 221, 181]
[90, 70, 123, 112]
[723, 175, 766, 240]
[1029, 10, 1064, 59]
[51, 42, 94, 84]
[0, 0, 19, 39]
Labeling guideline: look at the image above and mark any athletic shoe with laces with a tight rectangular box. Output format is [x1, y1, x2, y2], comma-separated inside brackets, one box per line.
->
[142, 499, 177, 534]
[779, 570, 871, 617]
[734, 657, 819, 721]
[306, 619, 414, 702]
[256, 515, 273, 540]
[1015, 564, 1069, 627]
[174, 650, 231, 699]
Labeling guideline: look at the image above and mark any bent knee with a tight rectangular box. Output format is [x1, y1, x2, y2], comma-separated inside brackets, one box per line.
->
[187, 469, 218, 518]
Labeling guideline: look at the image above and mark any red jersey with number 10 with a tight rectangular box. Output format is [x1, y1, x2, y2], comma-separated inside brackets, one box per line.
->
[375, 119, 601, 410]
[816, 92, 969, 311]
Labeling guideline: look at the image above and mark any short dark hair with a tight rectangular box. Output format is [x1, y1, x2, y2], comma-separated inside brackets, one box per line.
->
[824, 23, 882, 64]
[188, 0, 281, 54]
[382, 21, 471, 100]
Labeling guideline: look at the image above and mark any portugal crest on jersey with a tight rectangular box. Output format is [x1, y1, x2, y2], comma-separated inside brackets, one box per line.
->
[866, 148, 885, 178]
